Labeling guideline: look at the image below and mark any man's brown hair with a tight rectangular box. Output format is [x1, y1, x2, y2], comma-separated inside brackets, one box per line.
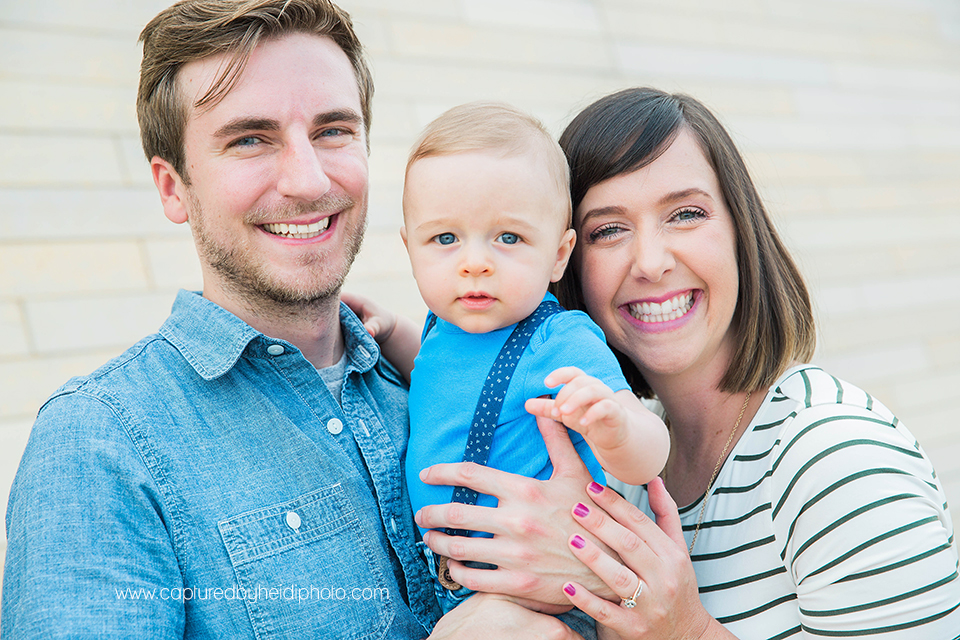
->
[137, 0, 373, 182]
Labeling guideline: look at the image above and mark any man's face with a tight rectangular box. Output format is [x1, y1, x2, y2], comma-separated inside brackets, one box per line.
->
[156, 33, 369, 311]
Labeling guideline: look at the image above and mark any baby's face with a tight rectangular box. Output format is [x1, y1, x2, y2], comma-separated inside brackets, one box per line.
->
[402, 150, 575, 333]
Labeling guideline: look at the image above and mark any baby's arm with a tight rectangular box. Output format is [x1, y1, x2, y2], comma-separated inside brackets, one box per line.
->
[525, 367, 669, 486]
[340, 292, 421, 381]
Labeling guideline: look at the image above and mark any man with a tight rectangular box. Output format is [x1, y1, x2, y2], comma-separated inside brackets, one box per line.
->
[2, 1, 589, 637]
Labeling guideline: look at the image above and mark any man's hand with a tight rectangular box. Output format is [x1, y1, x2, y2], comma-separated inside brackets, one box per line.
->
[428, 593, 585, 639]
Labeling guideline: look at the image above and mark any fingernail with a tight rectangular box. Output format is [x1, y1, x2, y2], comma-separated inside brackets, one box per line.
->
[573, 502, 590, 518]
[570, 534, 586, 549]
[563, 583, 576, 596]
[588, 481, 604, 494]
[414, 509, 422, 525]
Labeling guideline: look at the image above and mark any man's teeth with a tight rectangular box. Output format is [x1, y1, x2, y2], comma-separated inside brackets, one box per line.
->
[263, 218, 330, 238]
[628, 292, 694, 323]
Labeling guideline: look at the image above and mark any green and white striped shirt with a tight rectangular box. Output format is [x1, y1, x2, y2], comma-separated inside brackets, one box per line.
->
[612, 365, 960, 639]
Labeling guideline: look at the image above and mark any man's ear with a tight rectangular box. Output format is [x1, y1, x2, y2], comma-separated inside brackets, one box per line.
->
[151, 156, 189, 224]
[550, 228, 577, 282]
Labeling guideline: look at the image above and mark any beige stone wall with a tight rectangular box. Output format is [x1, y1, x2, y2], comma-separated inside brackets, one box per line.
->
[2, 0, 959, 571]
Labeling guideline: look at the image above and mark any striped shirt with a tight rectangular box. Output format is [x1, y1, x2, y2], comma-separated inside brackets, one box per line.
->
[611, 365, 960, 639]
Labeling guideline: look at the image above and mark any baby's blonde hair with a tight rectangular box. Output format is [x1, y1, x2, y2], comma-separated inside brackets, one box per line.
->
[405, 101, 572, 225]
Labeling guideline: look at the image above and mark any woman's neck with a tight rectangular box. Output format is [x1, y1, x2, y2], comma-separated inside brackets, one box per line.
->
[648, 369, 762, 507]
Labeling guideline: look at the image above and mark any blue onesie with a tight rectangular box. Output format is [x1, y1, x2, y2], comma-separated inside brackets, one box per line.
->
[406, 293, 631, 538]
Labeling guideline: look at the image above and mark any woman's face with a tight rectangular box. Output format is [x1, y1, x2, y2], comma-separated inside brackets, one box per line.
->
[574, 129, 740, 386]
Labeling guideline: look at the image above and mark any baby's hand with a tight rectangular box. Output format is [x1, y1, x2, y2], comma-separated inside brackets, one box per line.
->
[524, 367, 630, 451]
[340, 291, 398, 343]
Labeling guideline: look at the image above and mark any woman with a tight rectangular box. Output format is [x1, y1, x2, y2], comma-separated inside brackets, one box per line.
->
[550, 87, 960, 638]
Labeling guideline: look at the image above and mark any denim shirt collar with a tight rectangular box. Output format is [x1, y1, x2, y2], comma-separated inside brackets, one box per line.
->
[160, 289, 380, 380]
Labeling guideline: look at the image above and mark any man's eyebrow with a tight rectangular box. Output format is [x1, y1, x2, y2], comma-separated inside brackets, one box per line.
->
[314, 109, 363, 128]
[212, 110, 364, 140]
[212, 117, 280, 139]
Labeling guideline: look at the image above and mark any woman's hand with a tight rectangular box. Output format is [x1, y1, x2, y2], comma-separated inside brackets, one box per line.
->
[416, 415, 617, 607]
[561, 478, 731, 640]
[428, 593, 584, 639]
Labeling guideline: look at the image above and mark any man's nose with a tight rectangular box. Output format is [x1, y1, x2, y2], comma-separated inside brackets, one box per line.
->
[276, 136, 331, 201]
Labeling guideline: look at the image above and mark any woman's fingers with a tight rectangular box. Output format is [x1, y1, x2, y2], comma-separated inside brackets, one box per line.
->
[578, 482, 677, 558]
[645, 477, 686, 548]
[561, 582, 636, 635]
[567, 532, 640, 601]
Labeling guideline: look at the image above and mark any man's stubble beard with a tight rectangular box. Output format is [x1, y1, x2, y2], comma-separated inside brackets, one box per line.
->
[188, 191, 367, 315]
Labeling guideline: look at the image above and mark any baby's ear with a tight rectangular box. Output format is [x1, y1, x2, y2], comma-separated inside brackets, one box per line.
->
[551, 228, 577, 282]
[400, 225, 408, 249]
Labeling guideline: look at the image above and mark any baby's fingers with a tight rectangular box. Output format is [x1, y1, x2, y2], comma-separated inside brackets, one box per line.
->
[524, 396, 557, 420]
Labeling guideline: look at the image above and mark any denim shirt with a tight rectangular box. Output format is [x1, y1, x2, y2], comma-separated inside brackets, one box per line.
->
[3, 290, 442, 639]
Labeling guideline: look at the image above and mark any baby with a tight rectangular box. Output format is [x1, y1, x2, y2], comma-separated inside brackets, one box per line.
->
[355, 102, 670, 610]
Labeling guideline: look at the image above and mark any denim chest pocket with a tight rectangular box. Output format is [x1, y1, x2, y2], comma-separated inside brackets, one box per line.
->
[218, 484, 392, 639]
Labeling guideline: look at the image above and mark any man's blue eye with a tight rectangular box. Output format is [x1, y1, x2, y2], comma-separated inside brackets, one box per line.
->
[436, 233, 457, 245]
[499, 233, 519, 245]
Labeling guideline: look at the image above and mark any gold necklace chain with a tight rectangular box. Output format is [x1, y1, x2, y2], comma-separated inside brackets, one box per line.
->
[686, 391, 752, 555]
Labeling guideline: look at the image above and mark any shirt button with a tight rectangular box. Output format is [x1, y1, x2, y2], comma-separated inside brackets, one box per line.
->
[326, 418, 344, 435]
[267, 344, 285, 356]
[285, 511, 302, 531]
[390, 518, 398, 535]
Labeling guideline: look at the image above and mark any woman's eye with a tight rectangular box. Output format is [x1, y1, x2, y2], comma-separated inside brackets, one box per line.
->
[588, 224, 623, 241]
[434, 233, 457, 245]
[498, 232, 520, 245]
[674, 207, 706, 222]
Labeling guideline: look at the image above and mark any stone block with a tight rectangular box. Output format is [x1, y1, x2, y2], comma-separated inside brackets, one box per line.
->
[144, 238, 203, 290]
[0, 80, 137, 133]
[0, 28, 141, 86]
[616, 43, 831, 86]
[0, 303, 30, 358]
[0, 134, 124, 187]
[0, 187, 176, 241]
[0, 351, 118, 420]
[0, 241, 148, 296]
[461, 0, 602, 33]
[349, 229, 411, 278]
[1, 0, 169, 33]
[390, 20, 611, 70]
[116, 135, 155, 187]
[25, 293, 173, 355]
[816, 343, 928, 389]
[0, 417, 33, 546]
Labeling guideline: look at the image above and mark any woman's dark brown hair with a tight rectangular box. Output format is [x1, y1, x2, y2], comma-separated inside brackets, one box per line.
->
[555, 87, 815, 396]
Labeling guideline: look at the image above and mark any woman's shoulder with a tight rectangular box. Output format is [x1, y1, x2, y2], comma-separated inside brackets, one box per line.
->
[766, 365, 897, 425]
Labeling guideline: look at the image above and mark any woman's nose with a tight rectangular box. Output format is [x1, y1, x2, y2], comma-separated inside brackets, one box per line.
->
[630, 232, 675, 282]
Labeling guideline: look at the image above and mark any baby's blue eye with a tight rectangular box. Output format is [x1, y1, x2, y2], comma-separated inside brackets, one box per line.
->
[435, 233, 457, 245]
[498, 232, 520, 245]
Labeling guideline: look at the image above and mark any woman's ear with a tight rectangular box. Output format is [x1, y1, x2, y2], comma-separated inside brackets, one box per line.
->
[551, 228, 577, 282]
[151, 157, 189, 224]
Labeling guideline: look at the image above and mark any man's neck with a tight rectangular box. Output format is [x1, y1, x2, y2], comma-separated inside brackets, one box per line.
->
[205, 288, 345, 369]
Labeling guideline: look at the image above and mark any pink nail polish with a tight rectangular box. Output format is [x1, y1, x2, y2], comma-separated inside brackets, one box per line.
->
[588, 481, 604, 494]
[570, 534, 586, 549]
[573, 502, 590, 518]
[563, 584, 576, 597]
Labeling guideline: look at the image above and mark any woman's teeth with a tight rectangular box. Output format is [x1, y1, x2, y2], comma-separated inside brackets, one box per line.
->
[263, 218, 330, 238]
[628, 292, 694, 323]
